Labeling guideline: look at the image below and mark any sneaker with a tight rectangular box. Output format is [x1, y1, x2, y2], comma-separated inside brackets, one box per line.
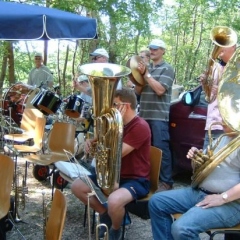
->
[109, 227, 122, 240]
[155, 182, 173, 193]
[98, 212, 112, 239]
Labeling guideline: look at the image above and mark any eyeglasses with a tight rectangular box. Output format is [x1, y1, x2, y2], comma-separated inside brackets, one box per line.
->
[35, 57, 42, 60]
[113, 102, 130, 107]
[92, 56, 102, 61]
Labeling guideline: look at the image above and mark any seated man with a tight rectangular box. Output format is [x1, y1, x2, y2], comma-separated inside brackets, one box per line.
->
[71, 87, 151, 240]
[149, 123, 240, 240]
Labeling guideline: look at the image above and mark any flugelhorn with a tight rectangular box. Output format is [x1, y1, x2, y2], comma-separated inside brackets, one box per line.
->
[203, 26, 237, 103]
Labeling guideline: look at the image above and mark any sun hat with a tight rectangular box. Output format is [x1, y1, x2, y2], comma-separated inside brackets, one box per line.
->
[78, 75, 89, 82]
[148, 39, 166, 49]
[90, 48, 109, 58]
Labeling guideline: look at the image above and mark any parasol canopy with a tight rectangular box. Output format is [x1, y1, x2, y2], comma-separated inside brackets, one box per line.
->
[0, 1, 98, 40]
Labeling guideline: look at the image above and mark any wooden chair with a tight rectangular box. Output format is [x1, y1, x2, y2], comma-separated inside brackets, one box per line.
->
[45, 189, 67, 240]
[4, 117, 46, 185]
[25, 121, 76, 165]
[4, 108, 43, 143]
[172, 213, 240, 239]
[122, 146, 162, 239]
[0, 154, 14, 219]
[25, 122, 76, 197]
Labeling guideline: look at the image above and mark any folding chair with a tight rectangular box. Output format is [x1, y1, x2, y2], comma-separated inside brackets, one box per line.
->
[25, 121, 76, 197]
[172, 213, 240, 239]
[0, 154, 14, 240]
[45, 189, 67, 240]
[122, 146, 162, 239]
[4, 108, 43, 143]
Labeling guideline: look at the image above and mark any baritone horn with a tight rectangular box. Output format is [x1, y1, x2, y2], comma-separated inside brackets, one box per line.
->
[78, 63, 131, 195]
[203, 26, 238, 103]
[191, 46, 240, 187]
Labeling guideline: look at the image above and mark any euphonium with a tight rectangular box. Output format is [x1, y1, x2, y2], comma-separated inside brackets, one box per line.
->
[203, 26, 238, 103]
[191, 47, 240, 187]
[79, 63, 131, 194]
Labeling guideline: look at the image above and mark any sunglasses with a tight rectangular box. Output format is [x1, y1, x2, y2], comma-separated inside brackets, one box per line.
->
[35, 57, 42, 60]
[92, 56, 102, 61]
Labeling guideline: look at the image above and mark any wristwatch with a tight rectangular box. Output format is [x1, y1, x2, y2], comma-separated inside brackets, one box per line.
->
[146, 73, 151, 78]
[221, 192, 228, 202]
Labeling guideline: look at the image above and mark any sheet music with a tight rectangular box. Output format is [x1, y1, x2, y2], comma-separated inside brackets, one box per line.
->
[60, 149, 107, 204]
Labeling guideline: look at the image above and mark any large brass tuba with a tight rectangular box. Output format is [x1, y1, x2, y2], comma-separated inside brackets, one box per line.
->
[79, 63, 131, 194]
[203, 26, 238, 103]
[191, 47, 240, 187]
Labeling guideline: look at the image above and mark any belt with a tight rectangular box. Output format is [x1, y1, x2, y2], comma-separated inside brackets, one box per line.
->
[198, 187, 218, 195]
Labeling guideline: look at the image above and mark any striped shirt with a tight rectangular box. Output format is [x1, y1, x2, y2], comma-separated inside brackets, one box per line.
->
[139, 61, 175, 121]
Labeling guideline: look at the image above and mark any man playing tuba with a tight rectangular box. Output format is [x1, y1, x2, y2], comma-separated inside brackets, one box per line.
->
[71, 88, 151, 240]
[149, 122, 240, 240]
[199, 44, 236, 150]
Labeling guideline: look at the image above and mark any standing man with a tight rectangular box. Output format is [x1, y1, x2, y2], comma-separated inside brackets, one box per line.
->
[73, 48, 122, 92]
[136, 39, 175, 192]
[77, 75, 92, 105]
[28, 53, 53, 89]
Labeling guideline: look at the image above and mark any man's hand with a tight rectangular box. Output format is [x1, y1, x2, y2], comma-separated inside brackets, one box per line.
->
[196, 194, 225, 208]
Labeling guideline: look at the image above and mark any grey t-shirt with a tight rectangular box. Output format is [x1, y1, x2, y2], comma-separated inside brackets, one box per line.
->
[199, 135, 240, 193]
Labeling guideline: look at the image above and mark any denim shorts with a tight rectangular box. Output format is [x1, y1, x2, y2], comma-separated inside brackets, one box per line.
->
[89, 174, 150, 200]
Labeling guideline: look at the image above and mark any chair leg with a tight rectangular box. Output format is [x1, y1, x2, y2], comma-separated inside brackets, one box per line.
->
[91, 210, 95, 234]
[83, 205, 87, 227]
[83, 205, 95, 234]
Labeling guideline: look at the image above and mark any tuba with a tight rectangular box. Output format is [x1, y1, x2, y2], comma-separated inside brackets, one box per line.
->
[203, 26, 238, 103]
[79, 63, 131, 194]
[191, 46, 240, 187]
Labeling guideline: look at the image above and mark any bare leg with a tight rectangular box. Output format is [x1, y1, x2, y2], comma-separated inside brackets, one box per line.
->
[108, 188, 133, 230]
[71, 178, 106, 214]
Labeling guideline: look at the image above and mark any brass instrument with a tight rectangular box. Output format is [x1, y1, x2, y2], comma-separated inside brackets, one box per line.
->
[79, 63, 131, 194]
[191, 47, 240, 187]
[95, 212, 109, 240]
[203, 26, 238, 103]
[126, 55, 145, 86]
[13, 166, 28, 222]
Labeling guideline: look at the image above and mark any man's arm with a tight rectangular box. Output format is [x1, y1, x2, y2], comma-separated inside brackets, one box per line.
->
[143, 70, 166, 96]
[73, 80, 92, 96]
[122, 142, 134, 157]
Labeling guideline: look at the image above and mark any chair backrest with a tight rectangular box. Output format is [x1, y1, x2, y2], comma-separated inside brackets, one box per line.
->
[46, 189, 67, 240]
[149, 146, 162, 193]
[0, 154, 14, 219]
[48, 122, 76, 154]
[20, 108, 43, 134]
[33, 117, 47, 148]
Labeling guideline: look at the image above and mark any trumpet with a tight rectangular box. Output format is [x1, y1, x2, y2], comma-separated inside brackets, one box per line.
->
[203, 26, 237, 103]
[13, 166, 28, 222]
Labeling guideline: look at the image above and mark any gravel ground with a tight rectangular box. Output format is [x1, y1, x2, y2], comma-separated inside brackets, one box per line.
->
[4, 156, 224, 240]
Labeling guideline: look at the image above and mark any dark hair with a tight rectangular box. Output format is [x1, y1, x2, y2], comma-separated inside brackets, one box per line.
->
[115, 87, 137, 110]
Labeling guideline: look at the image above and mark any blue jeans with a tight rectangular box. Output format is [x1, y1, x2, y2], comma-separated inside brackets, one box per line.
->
[149, 187, 240, 240]
[146, 120, 173, 185]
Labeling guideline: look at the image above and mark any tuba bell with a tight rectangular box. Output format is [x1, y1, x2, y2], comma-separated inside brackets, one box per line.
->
[203, 26, 238, 103]
[191, 46, 240, 187]
[79, 63, 131, 194]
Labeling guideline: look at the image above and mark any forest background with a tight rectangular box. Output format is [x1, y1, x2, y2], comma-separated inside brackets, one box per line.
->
[0, 0, 239, 97]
